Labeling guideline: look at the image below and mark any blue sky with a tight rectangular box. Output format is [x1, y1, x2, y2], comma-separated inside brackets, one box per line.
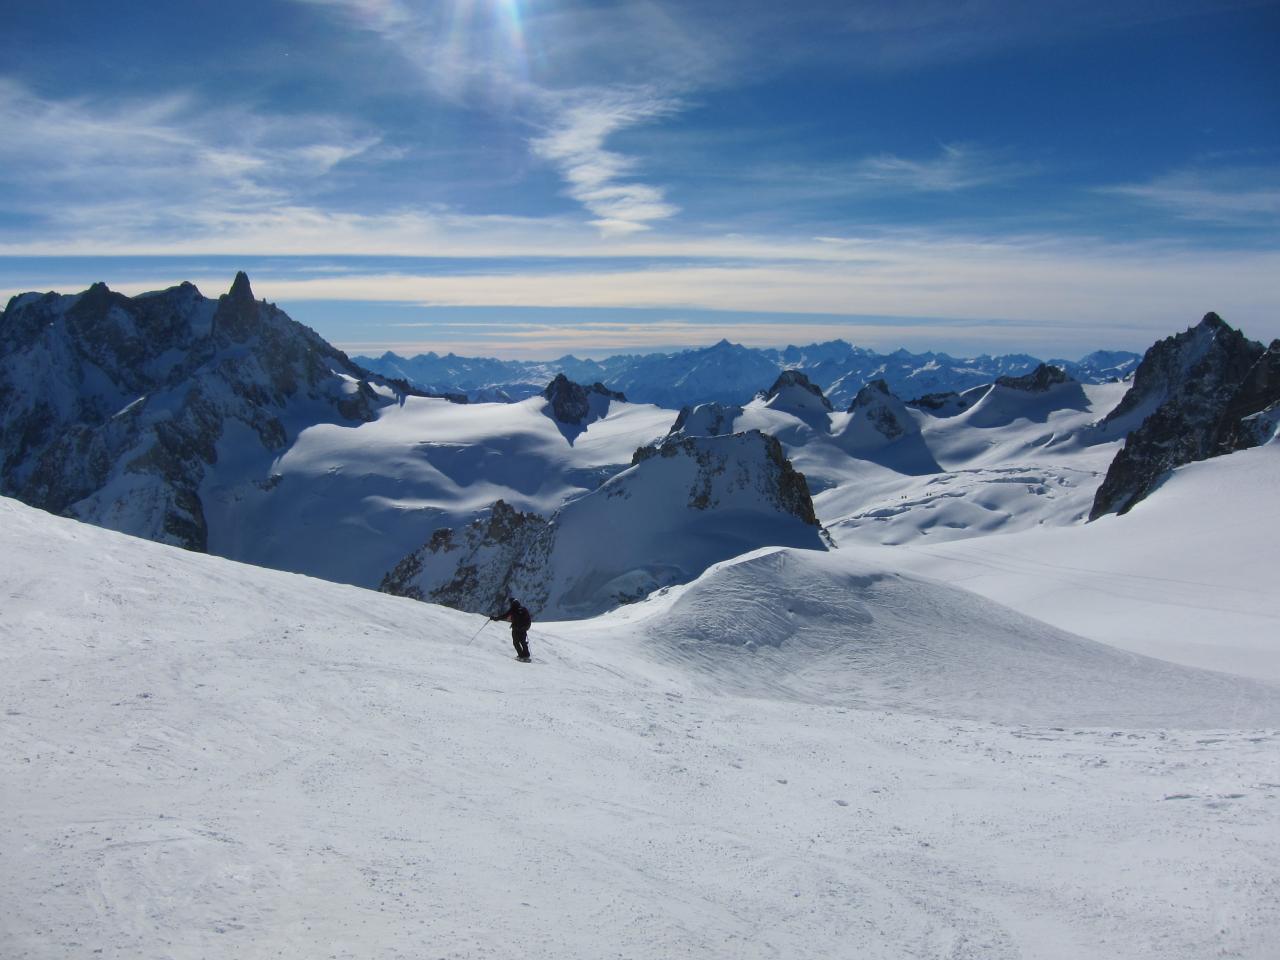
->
[1, 0, 1277, 358]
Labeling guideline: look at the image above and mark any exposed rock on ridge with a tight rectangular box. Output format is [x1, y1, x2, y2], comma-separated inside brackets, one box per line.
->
[379, 500, 554, 613]
[845, 379, 913, 440]
[666, 402, 743, 439]
[543, 373, 626, 424]
[1212, 340, 1280, 454]
[995, 363, 1073, 393]
[762, 370, 833, 411]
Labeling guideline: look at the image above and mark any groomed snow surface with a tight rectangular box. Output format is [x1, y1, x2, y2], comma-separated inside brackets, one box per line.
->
[3, 494, 1279, 959]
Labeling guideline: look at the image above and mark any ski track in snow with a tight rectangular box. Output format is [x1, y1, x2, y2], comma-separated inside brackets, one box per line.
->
[3, 497, 1279, 959]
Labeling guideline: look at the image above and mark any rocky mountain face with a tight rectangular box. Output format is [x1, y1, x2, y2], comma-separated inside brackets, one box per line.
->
[0, 273, 410, 549]
[357, 340, 1140, 409]
[380, 430, 828, 619]
[1090, 314, 1271, 519]
[1212, 340, 1280, 455]
[379, 499, 553, 612]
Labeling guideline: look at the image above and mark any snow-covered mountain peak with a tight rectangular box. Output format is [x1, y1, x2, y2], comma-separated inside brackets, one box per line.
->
[839, 378, 920, 444]
[763, 369, 833, 408]
[759, 370, 834, 425]
[666, 401, 744, 439]
[630, 430, 821, 526]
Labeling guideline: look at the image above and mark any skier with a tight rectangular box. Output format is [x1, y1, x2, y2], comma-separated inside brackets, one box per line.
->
[492, 598, 533, 662]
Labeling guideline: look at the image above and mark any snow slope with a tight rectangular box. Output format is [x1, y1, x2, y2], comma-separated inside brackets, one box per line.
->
[3, 495, 1279, 959]
[819, 381, 1130, 544]
[878, 439, 1280, 681]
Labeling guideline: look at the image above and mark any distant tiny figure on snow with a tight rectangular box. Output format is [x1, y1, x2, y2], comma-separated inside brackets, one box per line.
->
[492, 598, 533, 662]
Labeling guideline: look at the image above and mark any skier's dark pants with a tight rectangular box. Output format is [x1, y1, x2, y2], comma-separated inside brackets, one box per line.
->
[512, 627, 529, 660]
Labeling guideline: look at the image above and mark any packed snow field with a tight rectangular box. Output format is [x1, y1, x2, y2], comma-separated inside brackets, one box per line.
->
[880, 441, 1280, 682]
[3, 496, 1278, 959]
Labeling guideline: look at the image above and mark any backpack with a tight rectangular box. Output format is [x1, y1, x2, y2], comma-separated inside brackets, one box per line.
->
[512, 602, 532, 631]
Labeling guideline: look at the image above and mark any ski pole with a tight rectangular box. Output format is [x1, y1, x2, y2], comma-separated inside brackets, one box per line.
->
[466, 617, 491, 646]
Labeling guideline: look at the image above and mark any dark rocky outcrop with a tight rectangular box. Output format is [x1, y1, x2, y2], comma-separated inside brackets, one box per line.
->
[1090, 313, 1269, 519]
[995, 363, 1073, 393]
[1212, 340, 1280, 454]
[379, 499, 553, 613]
[542, 373, 626, 424]
[907, 390, 981, 416]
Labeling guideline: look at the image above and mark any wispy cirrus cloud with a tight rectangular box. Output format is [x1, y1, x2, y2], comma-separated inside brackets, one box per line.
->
[0, 79, 382, 216]
[851, 143, 1033, 193]
[753, 143, 1035, 201]
[291, 1, 694, 236]
[531, 90, 681, 235]
[1102, 165, 1280, 225]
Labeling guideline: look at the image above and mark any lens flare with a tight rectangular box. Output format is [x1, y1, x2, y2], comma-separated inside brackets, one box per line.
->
[438, 0, 530, 94]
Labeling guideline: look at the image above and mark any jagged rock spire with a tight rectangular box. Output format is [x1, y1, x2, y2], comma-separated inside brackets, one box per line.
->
[228, 271, 254, 303]
[214, 272, 262, 342]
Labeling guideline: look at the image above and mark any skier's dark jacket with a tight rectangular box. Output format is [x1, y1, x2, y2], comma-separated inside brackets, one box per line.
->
[495, 599, 532, 631]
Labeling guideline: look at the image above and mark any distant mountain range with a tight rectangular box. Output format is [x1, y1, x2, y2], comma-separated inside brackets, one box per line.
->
[354, 340, 1142, 409]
